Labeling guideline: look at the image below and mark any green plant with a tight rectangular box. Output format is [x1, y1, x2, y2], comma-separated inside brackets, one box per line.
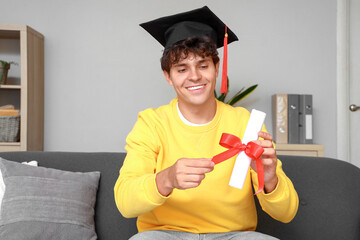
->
[0, 60, 17, 68]
[0, 60, 18, 84]
[215, 77, 258, 106]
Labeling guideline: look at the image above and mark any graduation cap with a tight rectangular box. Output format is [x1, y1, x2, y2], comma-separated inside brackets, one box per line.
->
[140, 6, 239, 93]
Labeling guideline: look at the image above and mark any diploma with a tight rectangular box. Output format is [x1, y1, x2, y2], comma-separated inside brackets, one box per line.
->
[228, 109, 266, 189]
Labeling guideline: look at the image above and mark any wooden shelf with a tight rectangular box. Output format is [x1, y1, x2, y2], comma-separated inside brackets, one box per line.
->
[0, 30, 20, 39]
[0, 24, 42, 39]
[0, 84, 21, 89]
[276, 144, 324, 157]
[0, 142, 20, 146]
[0, 24, 44, 151]
[0, 142, 21, 152]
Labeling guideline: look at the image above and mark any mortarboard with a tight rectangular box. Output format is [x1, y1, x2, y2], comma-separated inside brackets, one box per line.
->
[140, 6, 238, 93]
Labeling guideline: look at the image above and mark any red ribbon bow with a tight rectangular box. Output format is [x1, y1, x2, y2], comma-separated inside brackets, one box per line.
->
[212, 133, 265, 195]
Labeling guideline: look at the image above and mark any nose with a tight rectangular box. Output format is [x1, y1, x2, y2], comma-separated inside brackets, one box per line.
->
[188, 67, 201, 81]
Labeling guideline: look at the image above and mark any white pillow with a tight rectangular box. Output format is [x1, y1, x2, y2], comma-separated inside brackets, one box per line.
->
[0, 160, 38, 212]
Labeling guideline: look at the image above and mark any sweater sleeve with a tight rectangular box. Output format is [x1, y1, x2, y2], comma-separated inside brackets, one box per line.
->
[114, 110, 169, 218]
[251, 159, 299, 223]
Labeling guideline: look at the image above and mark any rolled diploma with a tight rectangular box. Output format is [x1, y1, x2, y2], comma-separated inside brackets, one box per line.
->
[228, 109, 266, 189]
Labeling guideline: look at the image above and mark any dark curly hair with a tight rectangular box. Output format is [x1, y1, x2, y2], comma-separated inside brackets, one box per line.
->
[161, 36, 219, 73]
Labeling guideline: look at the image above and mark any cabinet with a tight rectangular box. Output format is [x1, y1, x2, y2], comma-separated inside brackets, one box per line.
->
[276, 144, 324, 157]
[0, 24, 44, 151]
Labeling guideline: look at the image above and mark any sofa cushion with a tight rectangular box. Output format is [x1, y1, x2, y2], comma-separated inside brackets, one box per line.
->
[0, 161, 38, 212]
[0, 157, 100, 240]
[256, 156, 360, 240]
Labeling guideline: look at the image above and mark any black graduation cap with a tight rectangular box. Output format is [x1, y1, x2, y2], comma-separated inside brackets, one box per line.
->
[140, 6, 239, 93]
[140, 6, 238, 49]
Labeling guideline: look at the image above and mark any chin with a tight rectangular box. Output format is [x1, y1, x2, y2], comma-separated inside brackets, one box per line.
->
[187, 96, 214, 106]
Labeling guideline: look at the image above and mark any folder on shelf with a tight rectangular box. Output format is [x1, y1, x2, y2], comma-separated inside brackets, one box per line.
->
[288, 94, 300, 144]
[272, 94, 288, 144]
[299, 94, 313, 144]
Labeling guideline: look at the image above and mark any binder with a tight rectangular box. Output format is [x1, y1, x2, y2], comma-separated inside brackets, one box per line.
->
[288, 94, 300, 144]
[299, 95, 313, 144]
[272, 94, 288, 144]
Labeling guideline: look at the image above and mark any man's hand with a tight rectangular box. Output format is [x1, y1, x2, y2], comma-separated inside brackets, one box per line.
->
[251, 131, 278, 193]
[156, 158, 215, 196]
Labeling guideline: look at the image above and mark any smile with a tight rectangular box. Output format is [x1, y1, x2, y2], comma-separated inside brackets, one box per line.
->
[187, 85, 205, 91]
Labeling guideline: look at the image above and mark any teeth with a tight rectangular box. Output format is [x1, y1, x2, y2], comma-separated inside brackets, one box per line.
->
[188, 85, 204, 90]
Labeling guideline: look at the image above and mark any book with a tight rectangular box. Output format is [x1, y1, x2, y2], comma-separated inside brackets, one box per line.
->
[288, 94, 300, 144]
[0, 109, 19, 116]
[299, 95, 313, 144]
[272, 94, 288, 144]
[0, 104, 15, 110]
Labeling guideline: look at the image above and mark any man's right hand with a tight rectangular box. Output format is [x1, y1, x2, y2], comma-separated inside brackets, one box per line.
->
[156, 158, 215, 196]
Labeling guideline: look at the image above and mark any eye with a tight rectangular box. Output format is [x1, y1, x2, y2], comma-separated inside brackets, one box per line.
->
[177, 68, 186, 73]
[200, 64, 208, 69]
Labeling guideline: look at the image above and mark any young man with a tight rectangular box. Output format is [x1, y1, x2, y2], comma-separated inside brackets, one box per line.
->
[114, 6, 298, 240]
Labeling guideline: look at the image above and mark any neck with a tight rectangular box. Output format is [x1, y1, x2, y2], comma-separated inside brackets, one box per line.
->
[177, 98, 217, 124]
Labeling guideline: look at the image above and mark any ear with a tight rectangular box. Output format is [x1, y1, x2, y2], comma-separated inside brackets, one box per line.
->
[163, 70, 173, 86]
[215, 61, 220, 78]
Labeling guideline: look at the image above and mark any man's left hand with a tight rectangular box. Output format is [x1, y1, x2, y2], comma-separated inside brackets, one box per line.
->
[251, 131, 278, 193]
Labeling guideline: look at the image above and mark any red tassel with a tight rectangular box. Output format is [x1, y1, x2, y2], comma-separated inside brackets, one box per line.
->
[221, 25, 228, 94]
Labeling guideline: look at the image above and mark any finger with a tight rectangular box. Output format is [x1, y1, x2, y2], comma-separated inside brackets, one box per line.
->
[176, 158, 214, 170]
[176, 174, 206, 189]
[174, 161, 213, 176]
[260, 157, 277, 166]
[184, 174, 206, 183]
[261, 147, 276, 157]
[253, 139, 273, 148]
[184, 166, 214, 175]
[177, 181, 201, 190]
[258, 131, 273, 141]
[185, 158, 215, 168]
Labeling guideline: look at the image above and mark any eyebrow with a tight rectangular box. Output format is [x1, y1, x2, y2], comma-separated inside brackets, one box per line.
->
[173, 58, 211, 67]
[173, 63, 187, 68]
[198, 59, 211, 64]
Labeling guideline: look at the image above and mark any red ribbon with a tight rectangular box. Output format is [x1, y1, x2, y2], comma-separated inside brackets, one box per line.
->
[212, 133, 265, 195]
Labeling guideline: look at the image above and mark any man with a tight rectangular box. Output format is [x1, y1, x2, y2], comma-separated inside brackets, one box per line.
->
[114, 6, 298, 240]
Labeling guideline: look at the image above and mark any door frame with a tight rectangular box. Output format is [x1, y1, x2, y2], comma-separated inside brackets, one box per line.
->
[337, 0, 350, 162]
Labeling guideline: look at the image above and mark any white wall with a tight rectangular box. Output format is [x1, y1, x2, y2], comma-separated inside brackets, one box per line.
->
[0, 0, 337, 157]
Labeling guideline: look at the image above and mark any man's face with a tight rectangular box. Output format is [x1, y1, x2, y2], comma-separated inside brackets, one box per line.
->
[163, 53, 219, 108]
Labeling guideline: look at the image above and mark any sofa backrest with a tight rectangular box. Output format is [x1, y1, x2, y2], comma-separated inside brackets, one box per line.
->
[1, 152, 360, 240]
[0, 151, 137, 240]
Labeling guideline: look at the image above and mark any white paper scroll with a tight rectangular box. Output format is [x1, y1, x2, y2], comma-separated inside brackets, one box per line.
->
[228, 109, 266, 189]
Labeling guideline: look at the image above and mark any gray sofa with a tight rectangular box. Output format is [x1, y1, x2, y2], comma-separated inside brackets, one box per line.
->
[0, 151, 359, 240]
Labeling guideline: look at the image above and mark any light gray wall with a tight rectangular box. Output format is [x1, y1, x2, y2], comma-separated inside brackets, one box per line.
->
[0, 0, 337, 157]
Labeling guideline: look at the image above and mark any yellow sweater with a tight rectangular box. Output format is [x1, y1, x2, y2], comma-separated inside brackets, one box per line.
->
[114, 98, 298, 233]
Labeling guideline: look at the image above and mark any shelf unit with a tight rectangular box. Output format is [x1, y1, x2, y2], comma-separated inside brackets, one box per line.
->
[276, 144, 324, 157]
[0, 24, 44, 151]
